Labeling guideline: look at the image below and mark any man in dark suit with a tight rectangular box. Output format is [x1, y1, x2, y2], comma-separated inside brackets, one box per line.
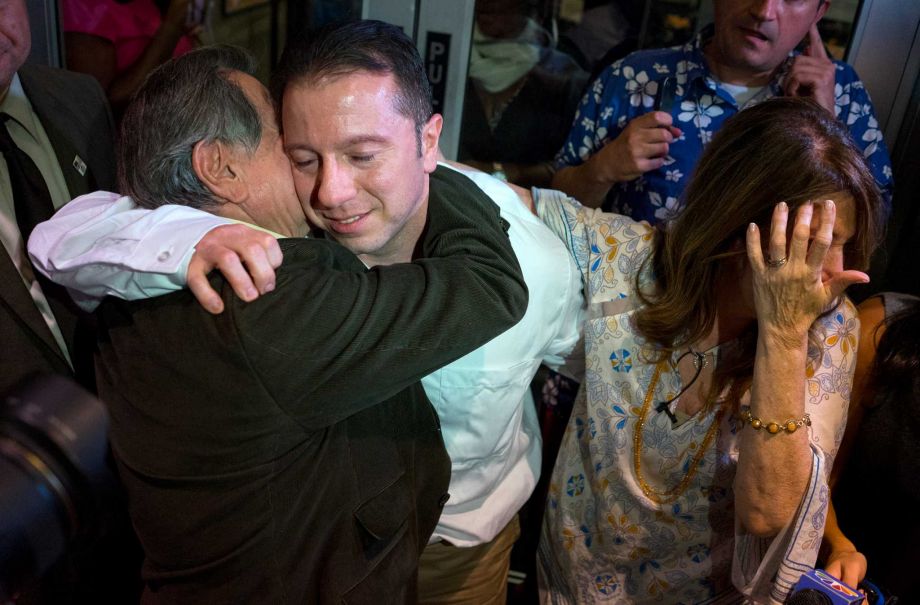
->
[73, 45, 527, 603]
[0, 0, 116, 395]
[0, 4, 134, 603]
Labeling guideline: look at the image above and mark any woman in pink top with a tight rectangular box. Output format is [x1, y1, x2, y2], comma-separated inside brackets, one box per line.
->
[63, 0, 197, 114]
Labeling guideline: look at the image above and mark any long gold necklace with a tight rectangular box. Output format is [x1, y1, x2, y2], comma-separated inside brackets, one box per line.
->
[632, 361, 724, 504]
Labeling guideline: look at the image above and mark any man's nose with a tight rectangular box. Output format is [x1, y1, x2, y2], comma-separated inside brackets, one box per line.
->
[313, 160, 357, 209]
[749, 0, 779, 20]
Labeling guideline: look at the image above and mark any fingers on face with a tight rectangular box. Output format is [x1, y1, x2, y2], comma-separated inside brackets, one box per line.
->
[825, 270, 870, 301]
[808, 23, 828, 59]
[769, 201, 789, 263]
[789, 201, 814, 260]
[806, 199, 835, 268]
[786, 62, 833, 92]
[756, 201, 828, 269]
[746, 221, 765, 271]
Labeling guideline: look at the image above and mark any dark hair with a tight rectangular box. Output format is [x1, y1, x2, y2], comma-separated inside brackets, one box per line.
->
[271, 19, 432, 149]
[117, 45, 262, 211]
[634, 97, 884, 403]
[870, 298, 920, 403]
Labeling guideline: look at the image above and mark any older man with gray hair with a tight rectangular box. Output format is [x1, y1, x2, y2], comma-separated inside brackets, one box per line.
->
[30, 44, 529, 603]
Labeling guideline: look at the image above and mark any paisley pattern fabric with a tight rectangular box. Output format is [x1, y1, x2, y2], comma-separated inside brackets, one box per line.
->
[534, 189, 857, 604]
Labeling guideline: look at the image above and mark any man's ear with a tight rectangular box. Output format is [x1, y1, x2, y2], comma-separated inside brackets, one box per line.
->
[192, 140, 246, 204]
[420, 113, 443, 174]
[815, 0, 830, 23]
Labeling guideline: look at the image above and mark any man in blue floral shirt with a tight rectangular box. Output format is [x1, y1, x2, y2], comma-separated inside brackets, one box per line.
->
[551, 0, 893, 224]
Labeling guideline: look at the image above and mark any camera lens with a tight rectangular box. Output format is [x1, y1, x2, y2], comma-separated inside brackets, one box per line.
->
[0, 375, 113, 601]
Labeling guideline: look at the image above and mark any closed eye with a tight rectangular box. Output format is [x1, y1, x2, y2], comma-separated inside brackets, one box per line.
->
[291, 158, 317, 170]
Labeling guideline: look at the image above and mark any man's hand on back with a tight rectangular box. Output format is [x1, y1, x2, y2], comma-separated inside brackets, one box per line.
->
[188, 224, 283, 314]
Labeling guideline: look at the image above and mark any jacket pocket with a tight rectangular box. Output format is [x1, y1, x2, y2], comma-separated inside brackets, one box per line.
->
[354, 471, 411, 552]
[344, 473, 417, 603]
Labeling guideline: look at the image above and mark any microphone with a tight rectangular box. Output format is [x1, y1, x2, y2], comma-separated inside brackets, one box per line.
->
[786, 569, 866, 604]
[655, 401, 678, 424]
[654, 349, 708, 425]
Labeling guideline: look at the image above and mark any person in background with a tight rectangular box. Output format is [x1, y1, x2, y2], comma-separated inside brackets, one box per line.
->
[552, 0, 893, 224]
[536, 98, 883, 603]
[0, 1, 135, 602]
[821, 292, 920, 602]
[62, 0, 197, 115]
[0, 0, 115, 400]
[458, 0, 587, 188]
[557, 0, 644, 77]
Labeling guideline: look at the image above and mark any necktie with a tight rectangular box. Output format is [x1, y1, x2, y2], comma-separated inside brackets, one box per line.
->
[0, 112, 57, 244]
[0, 112, 82, 366]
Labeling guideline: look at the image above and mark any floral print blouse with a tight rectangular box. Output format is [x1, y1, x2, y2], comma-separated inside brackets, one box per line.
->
[535, 190, 858, 604]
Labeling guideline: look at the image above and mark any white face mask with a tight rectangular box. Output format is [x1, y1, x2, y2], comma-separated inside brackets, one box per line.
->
[468, 19, 543, 93]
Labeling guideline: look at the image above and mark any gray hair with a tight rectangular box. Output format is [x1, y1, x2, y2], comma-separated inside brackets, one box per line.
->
[117, 45, 262, 210]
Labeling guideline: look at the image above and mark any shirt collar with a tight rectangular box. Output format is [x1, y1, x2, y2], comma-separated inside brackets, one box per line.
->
[0, 73, 41, 143]
[684, 24, 714, 86]
[687, 23, 795, 97]
[225, 218, 290, 240]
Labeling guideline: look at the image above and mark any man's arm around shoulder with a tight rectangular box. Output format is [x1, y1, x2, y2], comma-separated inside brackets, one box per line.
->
[230, 171, 528, 430]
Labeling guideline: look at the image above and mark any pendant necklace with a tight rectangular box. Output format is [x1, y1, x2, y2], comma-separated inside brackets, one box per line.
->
[633, 348, 724, 504]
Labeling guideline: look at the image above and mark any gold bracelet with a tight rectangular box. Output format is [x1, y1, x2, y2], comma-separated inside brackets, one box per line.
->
[740, 407, 811, 434]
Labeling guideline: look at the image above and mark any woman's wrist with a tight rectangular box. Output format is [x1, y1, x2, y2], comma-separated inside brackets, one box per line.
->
[757, 323, 810, 353]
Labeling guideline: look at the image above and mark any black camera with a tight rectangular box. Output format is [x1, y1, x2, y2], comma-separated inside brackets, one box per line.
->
[0, 375, 115, 602]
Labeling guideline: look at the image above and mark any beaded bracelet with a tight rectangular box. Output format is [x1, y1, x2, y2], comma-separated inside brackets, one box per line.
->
[740, 407, 811, 434]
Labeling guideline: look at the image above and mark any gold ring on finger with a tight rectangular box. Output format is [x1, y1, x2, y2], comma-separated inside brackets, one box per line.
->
[766, 256, 787, 268]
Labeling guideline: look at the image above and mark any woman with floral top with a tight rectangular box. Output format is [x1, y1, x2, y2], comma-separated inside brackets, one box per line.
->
[535, 98, 884, 604]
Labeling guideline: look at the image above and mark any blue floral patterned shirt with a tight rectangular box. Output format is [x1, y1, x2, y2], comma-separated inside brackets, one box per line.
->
[555, 25, 894, 224]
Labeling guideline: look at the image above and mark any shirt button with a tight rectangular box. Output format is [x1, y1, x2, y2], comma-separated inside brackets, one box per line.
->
[157, 251, 171, 262]
[438, 493, 450, 508]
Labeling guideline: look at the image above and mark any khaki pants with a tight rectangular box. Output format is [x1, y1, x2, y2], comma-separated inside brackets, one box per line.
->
[417, 516, 521, 604]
